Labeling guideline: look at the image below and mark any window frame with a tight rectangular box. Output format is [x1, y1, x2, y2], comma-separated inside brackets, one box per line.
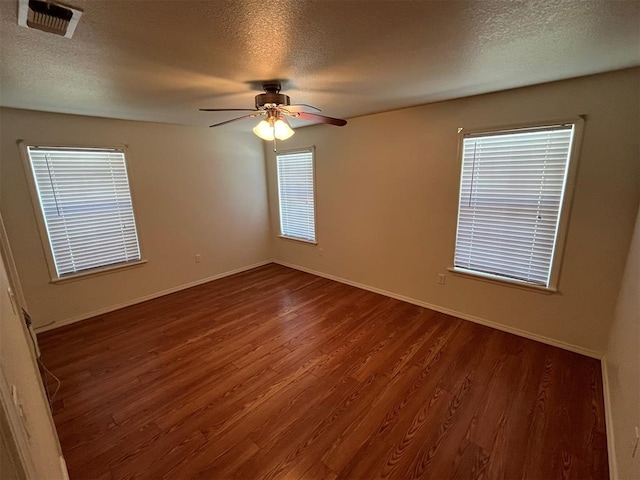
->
[449, 117, 584, 293]
[275, 146, 318, 245]
[18, 140, 146, 283]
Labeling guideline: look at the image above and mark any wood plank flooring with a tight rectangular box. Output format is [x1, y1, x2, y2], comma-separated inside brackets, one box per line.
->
[38, 264, 609, 479]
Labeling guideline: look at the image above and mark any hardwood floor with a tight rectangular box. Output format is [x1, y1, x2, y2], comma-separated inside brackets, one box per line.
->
[38, 264, 609, 479]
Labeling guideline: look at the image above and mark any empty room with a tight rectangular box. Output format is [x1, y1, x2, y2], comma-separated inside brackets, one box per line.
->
[0, 0, 639, 479]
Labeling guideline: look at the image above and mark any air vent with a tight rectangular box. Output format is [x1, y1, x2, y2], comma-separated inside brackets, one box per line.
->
[18, 0, 82, 38]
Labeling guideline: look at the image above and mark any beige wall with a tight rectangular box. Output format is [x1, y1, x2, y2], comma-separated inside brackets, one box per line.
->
[266, 68, 640, 355]
[0, 108, 270, 329]
[606, 203, 640, 479]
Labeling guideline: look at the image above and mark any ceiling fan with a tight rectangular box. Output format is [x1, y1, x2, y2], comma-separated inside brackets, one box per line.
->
[199, 82, 347, 143]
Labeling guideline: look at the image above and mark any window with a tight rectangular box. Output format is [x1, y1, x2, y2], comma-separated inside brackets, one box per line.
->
[453, 120, 582, 290]
[22, 144, 143, 281]
[276, 148, 316, 243]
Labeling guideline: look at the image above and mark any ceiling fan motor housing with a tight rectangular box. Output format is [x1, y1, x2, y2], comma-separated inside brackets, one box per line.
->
[255, 92, 290, 109]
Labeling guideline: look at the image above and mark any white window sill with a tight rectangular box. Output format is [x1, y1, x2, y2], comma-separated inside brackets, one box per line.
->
[447, 267, 557, 295]
[51, 259, 147, 284]
[278, 235, 317, 245]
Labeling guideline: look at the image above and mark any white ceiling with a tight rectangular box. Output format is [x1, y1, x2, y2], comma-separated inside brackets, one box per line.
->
[1, 0, 639, 128]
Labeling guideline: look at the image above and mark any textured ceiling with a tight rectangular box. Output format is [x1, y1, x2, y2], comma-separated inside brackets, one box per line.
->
[0, 0, 639, 128]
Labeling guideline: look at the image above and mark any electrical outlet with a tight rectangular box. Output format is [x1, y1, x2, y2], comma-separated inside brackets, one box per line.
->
[437, 274, 446, 285]
[633, 426, 639, 458]
[195, 254, 202, 263]
[318, 248, 324, 257]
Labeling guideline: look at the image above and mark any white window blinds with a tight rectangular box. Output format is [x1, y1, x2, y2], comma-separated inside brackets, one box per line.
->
[26, 146, 141, 278]
[276, 149, 316, 242]
[454, 125, 575, 287]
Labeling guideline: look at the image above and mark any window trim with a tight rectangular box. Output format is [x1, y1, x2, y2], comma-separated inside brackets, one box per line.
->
[17, 140, 147, 283]
[275, 146, 318, 245]
[450, 117, 585, 293]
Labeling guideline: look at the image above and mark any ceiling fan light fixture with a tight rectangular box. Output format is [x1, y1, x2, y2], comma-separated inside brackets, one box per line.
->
[273, 117, 295, 140]
[253, 119, 275, 141]
[252, 115, 295, 141]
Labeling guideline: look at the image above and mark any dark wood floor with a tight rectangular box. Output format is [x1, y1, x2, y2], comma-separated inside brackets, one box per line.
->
[38, 264, 608, 479]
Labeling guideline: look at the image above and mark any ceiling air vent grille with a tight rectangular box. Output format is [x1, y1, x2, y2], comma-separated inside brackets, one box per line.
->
[18, 0, 82, 38]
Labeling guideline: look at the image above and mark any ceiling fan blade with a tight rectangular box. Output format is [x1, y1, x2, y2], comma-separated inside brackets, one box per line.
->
[200, 108, 258, 112]
[286, 104, 322, 112]
[297, 112, 347, 126]
[209, 113, 258, 127]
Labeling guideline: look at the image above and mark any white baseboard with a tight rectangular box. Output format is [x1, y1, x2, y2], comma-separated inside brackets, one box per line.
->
[601, 357, 618, 480]
[34, 260, 272, 333]
[39, 258, 606, 359]
[273, 260, 603, 360]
